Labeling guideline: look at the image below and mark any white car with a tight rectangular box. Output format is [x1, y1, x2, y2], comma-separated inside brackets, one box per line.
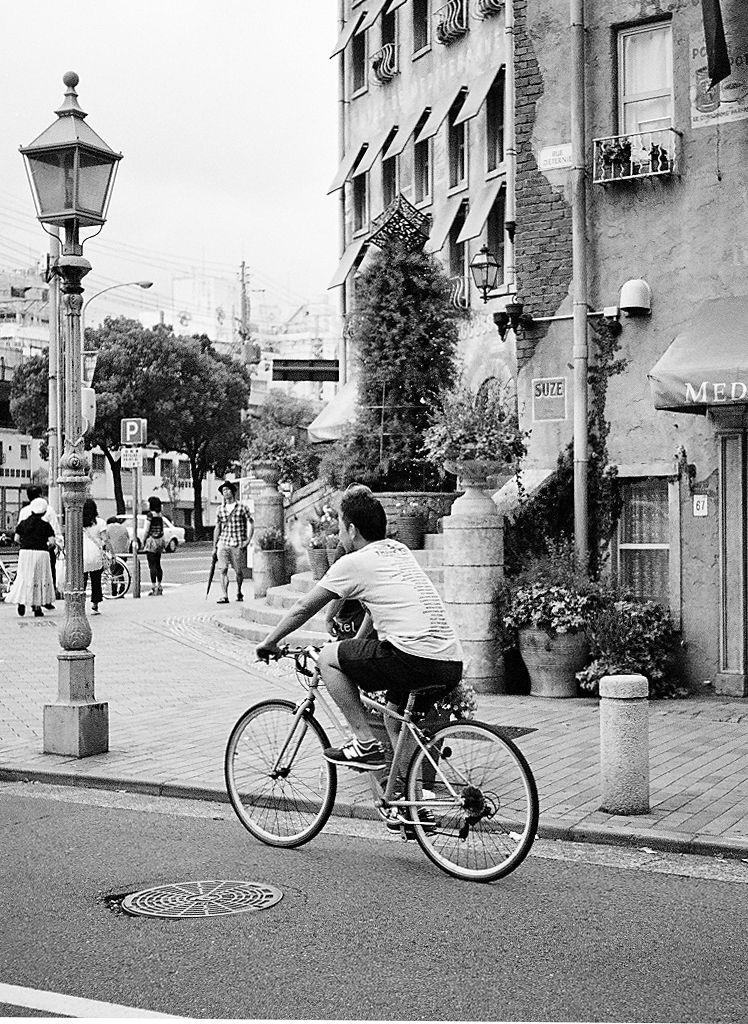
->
[115, 514, 186, 553]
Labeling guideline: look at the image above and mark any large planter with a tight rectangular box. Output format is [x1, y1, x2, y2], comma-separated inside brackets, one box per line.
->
[518, 628, 588, 699]
[254, 549, 286, 598]
[443, 459, 512, 517]
[251, 462, 282, 486]
[307, 546, 330, 581]
[390, 514, 424, 550]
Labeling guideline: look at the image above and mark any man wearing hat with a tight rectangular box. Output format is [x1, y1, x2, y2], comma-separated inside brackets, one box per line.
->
[213, 480, 253, 603]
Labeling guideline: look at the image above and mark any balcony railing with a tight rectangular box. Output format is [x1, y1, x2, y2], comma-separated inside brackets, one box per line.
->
[475, 0, 504, 18]
[435, 0, 468, 45]
[449, 275, 470, 309]
[370, 43, 399, 83]
[592, 128, 680, 185]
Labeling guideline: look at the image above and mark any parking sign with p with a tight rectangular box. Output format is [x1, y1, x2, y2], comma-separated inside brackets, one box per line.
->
[121, 418, 147, 445]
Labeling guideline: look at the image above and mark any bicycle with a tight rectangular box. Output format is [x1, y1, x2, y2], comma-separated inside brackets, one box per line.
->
[225, 645, 539, 883]
[101, 550, 131, 599]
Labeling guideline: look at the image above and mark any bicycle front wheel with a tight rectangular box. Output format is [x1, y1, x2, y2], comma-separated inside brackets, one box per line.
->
[406, 721, 539, 883]
[225, 699, 337, 848]
[102, 559, 131, 599]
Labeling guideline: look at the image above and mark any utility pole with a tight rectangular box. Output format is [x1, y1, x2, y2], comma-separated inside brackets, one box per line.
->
[239, 261, 250, 343]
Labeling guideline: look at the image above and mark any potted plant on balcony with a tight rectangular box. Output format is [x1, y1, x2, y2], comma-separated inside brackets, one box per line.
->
[501, 540, 596, 698]
[254, 527, 287, 598]
[422, 381, 527, 497]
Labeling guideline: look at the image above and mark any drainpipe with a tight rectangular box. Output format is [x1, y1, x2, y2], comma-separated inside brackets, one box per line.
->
[338, 0, 348, 386]
[570, 0, 589, 570]
[504, 0, 517, 291]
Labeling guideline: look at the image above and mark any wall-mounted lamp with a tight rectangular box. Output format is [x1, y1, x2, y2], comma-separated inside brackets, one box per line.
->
[619, 278, 651, 317]
[469, 245, 501, 303]
[493, 301, 528, 341]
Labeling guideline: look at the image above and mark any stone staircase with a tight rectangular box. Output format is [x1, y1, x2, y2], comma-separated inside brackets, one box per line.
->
[219, 533, 445, 647]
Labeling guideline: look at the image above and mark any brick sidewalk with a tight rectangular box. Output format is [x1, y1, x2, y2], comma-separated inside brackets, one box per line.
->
[3, 572, 748, 859]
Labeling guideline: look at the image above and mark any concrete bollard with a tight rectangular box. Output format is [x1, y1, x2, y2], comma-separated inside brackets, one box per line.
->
[599, 673, 650, 815]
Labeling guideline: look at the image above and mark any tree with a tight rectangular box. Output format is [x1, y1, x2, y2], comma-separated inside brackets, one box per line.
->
[9, 353, 49, 460]
[321, 242, 462, 491]
[241, 390, 321, 487]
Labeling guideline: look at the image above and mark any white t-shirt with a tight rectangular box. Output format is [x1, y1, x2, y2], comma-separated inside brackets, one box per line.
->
[320, 539, 463, 662]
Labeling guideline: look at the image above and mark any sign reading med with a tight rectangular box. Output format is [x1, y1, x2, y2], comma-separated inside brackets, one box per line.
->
[120, 418, 147, 445]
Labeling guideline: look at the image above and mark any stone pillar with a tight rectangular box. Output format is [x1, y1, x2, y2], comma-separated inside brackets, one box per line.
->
[249, 470, 286, 599]
[442, 464, 505, 694]
[250, 474, 284, 536]
[599, 674, 649, 815]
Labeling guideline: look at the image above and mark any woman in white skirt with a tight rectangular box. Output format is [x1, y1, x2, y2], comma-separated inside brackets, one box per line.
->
[7, 497, 56, 617]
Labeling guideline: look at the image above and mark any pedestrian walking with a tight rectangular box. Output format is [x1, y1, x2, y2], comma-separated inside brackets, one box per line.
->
[7, 497, 56, 617]
[143, 496, 166, 596]
[18, 485, 63, 602]
[213, 480, 253, 604]
[82, 498, 106, 615]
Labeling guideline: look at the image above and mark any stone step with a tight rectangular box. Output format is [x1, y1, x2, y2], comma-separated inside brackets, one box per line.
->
[424, 532, 444, 550]
[239, 596, 329, 632]
[219, 615, 328, 647]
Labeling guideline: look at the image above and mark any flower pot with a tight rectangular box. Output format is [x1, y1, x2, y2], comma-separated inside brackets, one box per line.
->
[307, 546, 330, 581]
[251, 462, 282, 486]
[253, 549, 286, 598]
[444, 459, 510, 517]
[391, 514, 424, 550]
[518, 628, 588, 699]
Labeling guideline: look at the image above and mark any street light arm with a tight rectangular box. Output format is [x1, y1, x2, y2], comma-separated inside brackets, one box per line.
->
[81, 280, 153, 319]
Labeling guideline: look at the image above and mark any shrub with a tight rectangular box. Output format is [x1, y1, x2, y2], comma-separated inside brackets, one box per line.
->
[256, 528, 285, 550]
[422, 381, 527, 467]
[576, 596, 684, 699]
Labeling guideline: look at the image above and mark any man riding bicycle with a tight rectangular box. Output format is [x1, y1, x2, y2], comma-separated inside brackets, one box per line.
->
[256, 489, 463, 771]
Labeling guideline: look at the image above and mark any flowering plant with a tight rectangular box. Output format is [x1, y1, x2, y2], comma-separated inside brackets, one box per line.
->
[391, 496, 428, 518]
[422, 382, 527, 467]
[256, 528, 285, 550]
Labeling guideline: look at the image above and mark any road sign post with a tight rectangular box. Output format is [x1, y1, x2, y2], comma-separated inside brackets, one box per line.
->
[121, 420, 147, 599]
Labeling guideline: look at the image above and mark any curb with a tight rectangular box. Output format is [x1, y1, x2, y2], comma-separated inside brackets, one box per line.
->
[3, 765, 748, 862]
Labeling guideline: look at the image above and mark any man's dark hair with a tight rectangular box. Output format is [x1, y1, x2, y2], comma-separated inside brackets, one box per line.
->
[106, 516, 119, 524]
[26, 486, 42, 501]
[339, 491, 387, 542]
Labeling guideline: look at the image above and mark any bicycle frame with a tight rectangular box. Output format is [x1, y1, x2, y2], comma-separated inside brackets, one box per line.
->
[286, 648, 464, 816]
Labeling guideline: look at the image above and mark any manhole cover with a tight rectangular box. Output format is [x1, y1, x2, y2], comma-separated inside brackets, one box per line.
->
[121, 880, 283, 918]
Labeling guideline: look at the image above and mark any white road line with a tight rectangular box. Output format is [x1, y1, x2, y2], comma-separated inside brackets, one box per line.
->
[0, 982, 190, 1019]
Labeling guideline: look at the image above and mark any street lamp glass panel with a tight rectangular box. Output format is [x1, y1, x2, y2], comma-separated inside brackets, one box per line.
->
[25, 150, 75, 220]
[77, 151, 117, 219]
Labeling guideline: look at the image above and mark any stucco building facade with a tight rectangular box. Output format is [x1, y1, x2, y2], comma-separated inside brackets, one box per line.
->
[330, 0, 748, 694]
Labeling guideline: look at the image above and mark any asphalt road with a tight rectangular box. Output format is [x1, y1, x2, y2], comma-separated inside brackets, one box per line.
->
[2, 783, 748, 1022]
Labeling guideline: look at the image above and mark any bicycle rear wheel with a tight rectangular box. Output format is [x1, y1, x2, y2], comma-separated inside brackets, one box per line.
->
[406, 721, 539, 882]
[225, 699, 337, 848]
[102, 559, 131, 599]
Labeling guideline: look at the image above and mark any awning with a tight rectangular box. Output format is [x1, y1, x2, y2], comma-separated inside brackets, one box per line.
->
[648, 296, 748, 414]
[424, 195, 465, 253]
[387, 0, 408, 8]
[328, 237, 368, 289]
[359, 0, 389, 31]
[493, 467, 556, 516]
[328, 142, 367, 194]
[414, 86, 467, 143]
[354, 125, 394, 175]
[307, 379, 359, 442]
[454, 66, 502, 126]
[382, 107, 427, 159]
[330, 9, 367, 57]
[455, 177, 503, 244]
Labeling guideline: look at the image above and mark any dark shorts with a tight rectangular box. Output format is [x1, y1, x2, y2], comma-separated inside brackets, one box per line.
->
[336, 638, 462, 712]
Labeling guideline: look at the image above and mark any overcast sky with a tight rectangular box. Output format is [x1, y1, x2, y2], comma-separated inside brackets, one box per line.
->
[0, 0, 340, 326]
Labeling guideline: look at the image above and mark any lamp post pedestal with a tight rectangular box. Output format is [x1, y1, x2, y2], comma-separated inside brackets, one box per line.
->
[42, 252, 108, 757]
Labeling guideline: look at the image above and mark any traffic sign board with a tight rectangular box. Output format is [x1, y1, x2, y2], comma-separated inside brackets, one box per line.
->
[121, 447, 142, 469]
[121, 418, 147, 445]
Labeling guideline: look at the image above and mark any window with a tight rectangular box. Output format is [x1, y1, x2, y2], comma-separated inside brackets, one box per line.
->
[143, 456, 156, 476]
[351, 27, 367, 93]
[382, 7, 396, 47]
[352, 171, 369, 233]
[448, 97, 468, 189]
[616, 478, 670, 606]
[382, 154, 398, 208]
[178, 460, 191, 481]
[19, 444, 29, 460]
[448, 203, 468, 278]
[413, 0, 430, 53]
[618, 23, 673, 135]
[486, 189, 505, 287]
[92, 453, 106, 474]
[413, 111, 431, 205]
[486, 68, 505, 172]
[160, 458, 174, 477]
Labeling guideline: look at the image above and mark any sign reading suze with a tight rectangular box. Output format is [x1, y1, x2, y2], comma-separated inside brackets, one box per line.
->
[532, 377, 567, 422]
[685, 381, 748, 403]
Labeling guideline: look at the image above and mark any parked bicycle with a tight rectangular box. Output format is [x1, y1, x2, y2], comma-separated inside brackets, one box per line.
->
[101, 549, 131, 599]
[225, 645, 539, 883]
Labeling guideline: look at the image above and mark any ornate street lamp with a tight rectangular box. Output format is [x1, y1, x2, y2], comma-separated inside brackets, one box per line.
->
[20, 72, 121, 757]
[469, 245, 501, 303]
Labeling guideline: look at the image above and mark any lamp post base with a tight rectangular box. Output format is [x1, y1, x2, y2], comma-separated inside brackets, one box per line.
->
[43, 651, 109, 757]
